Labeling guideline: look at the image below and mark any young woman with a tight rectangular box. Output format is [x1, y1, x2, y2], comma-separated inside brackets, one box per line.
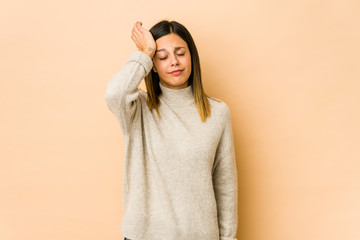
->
[104, 20, 238, 240]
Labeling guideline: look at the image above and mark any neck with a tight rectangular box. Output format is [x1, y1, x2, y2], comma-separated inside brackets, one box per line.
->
[159, 82, 194, 107]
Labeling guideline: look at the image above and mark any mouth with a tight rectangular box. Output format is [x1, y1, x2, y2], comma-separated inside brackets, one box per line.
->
[169, 69, 183, 75]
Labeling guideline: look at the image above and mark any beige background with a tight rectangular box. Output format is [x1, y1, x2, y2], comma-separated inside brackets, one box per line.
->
[1, 0, 359, 239]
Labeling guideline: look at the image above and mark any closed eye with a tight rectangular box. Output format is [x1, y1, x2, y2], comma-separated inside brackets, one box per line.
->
[159, 53, 185, 60]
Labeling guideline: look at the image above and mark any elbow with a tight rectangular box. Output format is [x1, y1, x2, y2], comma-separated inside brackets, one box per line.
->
[104, 92, 113, 105]
[104, 91, 114, 103]
[104, 84, 121, 104]
[104, 91, 120, 112]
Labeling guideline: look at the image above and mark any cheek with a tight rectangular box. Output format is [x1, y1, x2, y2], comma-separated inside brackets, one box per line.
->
[154, 61, 166, 73]
[185, 57, 192, 70]
[185, 55, 191, 66]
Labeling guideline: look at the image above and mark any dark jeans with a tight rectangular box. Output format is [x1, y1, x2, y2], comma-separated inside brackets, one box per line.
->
[124, 238, 131, 240]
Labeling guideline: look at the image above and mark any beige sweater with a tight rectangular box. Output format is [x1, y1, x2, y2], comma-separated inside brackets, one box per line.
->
[104, 51, 238, 240]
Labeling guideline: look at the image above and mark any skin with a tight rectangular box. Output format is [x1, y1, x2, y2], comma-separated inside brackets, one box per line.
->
[131, 22, 191, 89]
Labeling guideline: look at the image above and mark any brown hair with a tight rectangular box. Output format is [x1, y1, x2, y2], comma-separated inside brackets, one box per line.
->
[145, 20, 211, 122]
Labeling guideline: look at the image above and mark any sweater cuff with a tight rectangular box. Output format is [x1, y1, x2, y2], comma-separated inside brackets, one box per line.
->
[126, 51, 153, 76]
[220, 237, 237, 240]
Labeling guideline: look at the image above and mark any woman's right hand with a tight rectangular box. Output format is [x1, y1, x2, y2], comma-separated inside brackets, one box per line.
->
[131, 21, 156, 58]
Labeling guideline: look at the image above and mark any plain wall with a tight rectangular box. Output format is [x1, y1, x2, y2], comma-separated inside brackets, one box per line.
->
[1, 0, 359, 239]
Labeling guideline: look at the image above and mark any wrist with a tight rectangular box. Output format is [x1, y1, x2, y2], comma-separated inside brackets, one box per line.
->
[143, 47, 155, 58]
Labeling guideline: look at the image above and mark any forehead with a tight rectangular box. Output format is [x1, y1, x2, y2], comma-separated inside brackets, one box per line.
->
[155, 33, 188, 52]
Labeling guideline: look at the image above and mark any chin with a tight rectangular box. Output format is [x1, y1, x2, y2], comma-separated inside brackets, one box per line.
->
[162, 79, 189, 89]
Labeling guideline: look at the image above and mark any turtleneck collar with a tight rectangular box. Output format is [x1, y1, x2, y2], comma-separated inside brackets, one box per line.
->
[159, 82, 194, 107]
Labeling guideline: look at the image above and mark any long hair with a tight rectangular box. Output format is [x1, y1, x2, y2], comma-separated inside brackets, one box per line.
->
[144, 20, 211, 122]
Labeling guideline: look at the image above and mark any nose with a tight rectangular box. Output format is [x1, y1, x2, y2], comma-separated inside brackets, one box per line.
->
[170, 54, 180, 66]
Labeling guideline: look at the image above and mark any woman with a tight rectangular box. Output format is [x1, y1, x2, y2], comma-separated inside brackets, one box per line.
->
[104, 20, 238, 240]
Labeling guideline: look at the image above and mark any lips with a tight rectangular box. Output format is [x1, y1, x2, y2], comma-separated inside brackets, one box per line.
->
[170, 69, 183, 74]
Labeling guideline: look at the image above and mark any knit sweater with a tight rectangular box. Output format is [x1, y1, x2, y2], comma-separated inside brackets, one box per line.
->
[104, 51, 238, 240]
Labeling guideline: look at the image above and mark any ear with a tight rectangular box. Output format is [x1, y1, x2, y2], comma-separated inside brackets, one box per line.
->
[153, 66, 157, 73]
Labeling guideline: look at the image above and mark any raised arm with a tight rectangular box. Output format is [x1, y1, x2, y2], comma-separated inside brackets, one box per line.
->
[104, 22, 156, 133]
[212, 104, 239, 240]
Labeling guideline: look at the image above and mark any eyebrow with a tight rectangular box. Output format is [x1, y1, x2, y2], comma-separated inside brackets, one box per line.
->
[156, 47, 185, 52]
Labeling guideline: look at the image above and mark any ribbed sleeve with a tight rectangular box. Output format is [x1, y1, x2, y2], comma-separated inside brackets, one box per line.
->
[212, 104, 239, 240]
[104, 51, 153, 133]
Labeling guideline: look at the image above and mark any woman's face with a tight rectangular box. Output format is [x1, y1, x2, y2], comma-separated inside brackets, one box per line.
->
[153, 33, 192, 90]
